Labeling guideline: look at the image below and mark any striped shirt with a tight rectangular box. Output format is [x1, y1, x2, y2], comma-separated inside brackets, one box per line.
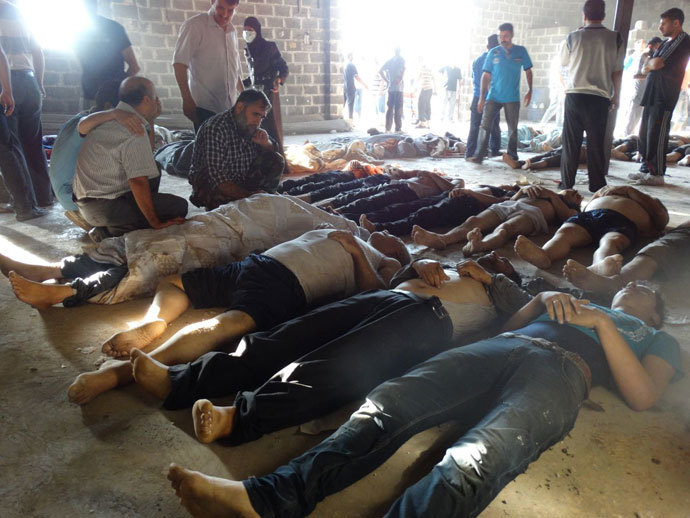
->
[417, 65, 434, 90]
[0, 2, 34, 71]
[73, 102, 158, 200]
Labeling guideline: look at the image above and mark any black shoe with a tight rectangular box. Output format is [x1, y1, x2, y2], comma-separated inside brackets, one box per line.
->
[490, 151, 502, 157]
[15, 207, 49, 222]
[466, 156, 483, 164]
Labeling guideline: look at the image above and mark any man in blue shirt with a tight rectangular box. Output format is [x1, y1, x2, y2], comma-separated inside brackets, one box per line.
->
[466, 34, 501, 159]
[469, 23, 533, 164]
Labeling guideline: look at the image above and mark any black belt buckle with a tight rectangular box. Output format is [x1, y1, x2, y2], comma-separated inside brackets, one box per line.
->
[429, 296, 449, 320]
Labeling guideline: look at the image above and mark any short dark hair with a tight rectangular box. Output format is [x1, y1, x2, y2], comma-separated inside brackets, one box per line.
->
[661, 7, 684, 25]
[94, 79, 120, 111]
[118, 78, 153, 106]
[648, 36, 663, 46]
[235, 88, 271, 111]
[558, 193, 582, 212]
[487, 34, 499, 49]
[498, 22, 514, 33]
[583, 0, 605, 21]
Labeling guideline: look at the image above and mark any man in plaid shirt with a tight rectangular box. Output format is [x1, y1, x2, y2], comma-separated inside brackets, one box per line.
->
[189, 89, 284, 210]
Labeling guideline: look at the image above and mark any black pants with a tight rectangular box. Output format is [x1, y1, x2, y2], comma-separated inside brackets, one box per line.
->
[345, 88, 356, 119]
[60, 255, 129, 307]
[418, 88, 432, 122]
[561, 93, 609, 192]
[307, 175, 390, 202]
[337, 184, 419, 218]
[367, 194, 483, 236]
[466, 96, 500, 158]
[278, 171, 355, 194]
[638, 102, 673, 176]
[194, 107, 216, 133]
[386, 91, 404, 132]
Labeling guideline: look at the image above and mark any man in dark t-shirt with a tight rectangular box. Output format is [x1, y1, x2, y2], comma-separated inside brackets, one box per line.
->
[632, 7, 690, 185]
[74, 0, 140, 105]
[440, 65, 462, 121]
[343, 53, 366, 120]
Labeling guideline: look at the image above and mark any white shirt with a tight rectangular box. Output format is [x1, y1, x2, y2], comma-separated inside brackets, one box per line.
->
[172, 10, 241, 113]
[264, 229, 386, 304]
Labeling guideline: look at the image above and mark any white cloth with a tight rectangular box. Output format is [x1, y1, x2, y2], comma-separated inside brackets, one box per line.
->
[265, 229, 385, 304]
[172, 10, 241, 113]
[85, 194, 368, 304]
[487, 200, 549, 235]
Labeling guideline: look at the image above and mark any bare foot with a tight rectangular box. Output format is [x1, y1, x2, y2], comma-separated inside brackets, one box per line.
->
[67, 363, 123, 405]
[411, 225, 447, 249]
[563, 259, 616, 294]
[521, 159, 532, 170]
[167, 463, 259, 518]
[588, 254, 623, 277]
[502, 153, 520, 169]
[192, 399, 235, 444]
[462, 228, 485, 255]
[514, 235, 552, 269]
[359, 214, 376, 233]
[8, 271, 75, 308]
[131, 349, 172, 401]
[101, 319, 167, 358]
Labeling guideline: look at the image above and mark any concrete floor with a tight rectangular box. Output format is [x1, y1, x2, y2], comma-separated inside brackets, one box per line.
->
[1, 131, 689, 517]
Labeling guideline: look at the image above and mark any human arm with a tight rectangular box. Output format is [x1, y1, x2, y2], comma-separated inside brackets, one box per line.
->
[0, 44, 13, 116]
[450, 188, 503, 205]
[478, 71, 491, 112]
[623, 187, 669, 232]
[418, 171, 455, 191]
[515, 186, 577, 221]
[77, 109, 146, 137]
[121, 46, 141, 77]
[128, 176, 185, 229]
[30, 37, 45, 97]
[523, 68, 533, 107]
[412, 259, 450, 288]
[611, 69, 622, 108]
[328, 231, 388, 290]
[643, 57, 664, 73]
[173, 63, 197, 122]
[355, 74, 369, 90]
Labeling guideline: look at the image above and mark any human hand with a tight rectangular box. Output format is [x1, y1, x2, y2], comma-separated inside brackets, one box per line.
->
[539, 291, 590, 324]
[272, 78, 282, 93]
[477, 98, 485, 113]
[151, 216, 186, 229]
[182, 96, 197, 122]
[113, 109, 146, 135]
[449, 187, 473, 199]
[412, 259, 450, 288]
[328, 230, 361, 254]
[559, 303, 608, 329]
[455, 259, 492, 285]
[644, 57, 664, 73]
[523, 90, 532, 108]
[252, 128, 272, 150]
[520, 185, 547, 199]
[0, 88, 14, 116]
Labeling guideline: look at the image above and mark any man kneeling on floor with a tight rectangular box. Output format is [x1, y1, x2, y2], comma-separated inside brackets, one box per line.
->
[67, 229, 408, 404]
[73, 76, 188, 241]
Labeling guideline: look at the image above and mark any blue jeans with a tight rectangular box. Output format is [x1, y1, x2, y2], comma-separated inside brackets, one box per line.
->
[466, 96, 501, 158]
[245, 333, 588, 518]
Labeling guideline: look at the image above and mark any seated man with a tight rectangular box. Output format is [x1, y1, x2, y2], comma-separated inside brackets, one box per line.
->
[564, 218, 690, 294]
[49, 79, 145, 230]
[0, 194, 369, 306]
[515, 185, 668, 274]
[412, 185, 581, 250]
[73, 76, 188, 240]
[125, 256, 524, 444]
[189, 89, 285, 210]
[66, 228, 409, 404]
[167, 281, 681, 518]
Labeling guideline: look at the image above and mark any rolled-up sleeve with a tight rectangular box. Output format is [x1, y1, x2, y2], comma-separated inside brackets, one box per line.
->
[120, 135, 159, 180]
[172, 19, 198, 66]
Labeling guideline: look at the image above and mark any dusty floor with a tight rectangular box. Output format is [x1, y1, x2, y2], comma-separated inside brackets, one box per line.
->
[1, 129, 689, 517]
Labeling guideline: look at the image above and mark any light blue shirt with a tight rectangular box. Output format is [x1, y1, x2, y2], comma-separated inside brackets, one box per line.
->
[49, 111, 87, 211]
[483, 44, 532, 103]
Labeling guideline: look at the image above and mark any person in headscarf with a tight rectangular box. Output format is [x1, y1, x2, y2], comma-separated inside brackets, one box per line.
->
[242, 17, 289, 153]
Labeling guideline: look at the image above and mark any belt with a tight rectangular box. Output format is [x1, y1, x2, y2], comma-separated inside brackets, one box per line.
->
[501, 332, 592, 396]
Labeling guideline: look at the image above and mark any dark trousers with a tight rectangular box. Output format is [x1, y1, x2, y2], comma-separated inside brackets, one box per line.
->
[345, 88, 356, 119]
[336, 184, 418, 218]
[60, 254, 128, 307]
[193, 107, 216, 133]
[466, 96, 500, 158]
[76, 176, 188, 236]
[307, 175, 389, 202]
[638, 102, 673, 176]
[369, 194, 483, 236]
[245, 333, 588, 518]
[0, 71, 53, 214]
[561, 93, 609, 192]
[279, 171, 355, 194]
[386, 91, 404, 132]
[417, 88, 433, 122]
[476, 100, 519, 160]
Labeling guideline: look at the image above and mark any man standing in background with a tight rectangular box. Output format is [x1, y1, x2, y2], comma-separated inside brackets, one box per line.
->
[173, 0, 243, 132]
[379, 47, 405, 133]
[440, 63, 461, 122]
[466, 34, 501, 159]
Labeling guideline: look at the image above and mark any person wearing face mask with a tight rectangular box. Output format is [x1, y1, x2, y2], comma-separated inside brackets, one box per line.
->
[188, 89, 285, 210]
[241, 17, 289, 152]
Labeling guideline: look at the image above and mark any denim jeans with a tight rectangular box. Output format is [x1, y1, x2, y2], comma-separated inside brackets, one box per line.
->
[60, 254, 128, 307]
[245, 333, 588, 518]
[466, 96, 501, 158]
[386, 91, 404, 132]
[476, 100, 520, 160]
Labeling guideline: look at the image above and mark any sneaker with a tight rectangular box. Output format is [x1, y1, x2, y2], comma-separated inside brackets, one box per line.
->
[64, 210, 93, 231]
[632, 173, 665, 186]
[15, 207, 49, 222]
[627, 171, 646, 181]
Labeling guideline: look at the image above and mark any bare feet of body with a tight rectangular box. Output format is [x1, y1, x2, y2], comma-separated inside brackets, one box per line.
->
[359, 214, 376, 233]
[67, 361, 123, 405]
[502, 153, 520, 169]
[101, 319, 167, 358]
[9, 271, 75, 308]
[131, 349, 172, 401]
[563, 259, 617, 294]
[411, 225, 448, 249]
[0, 253, 60, 280]
[462, 228, 485, 255]
[587, 254, 623, 277]
[168, 463, 259, 518]
[514, 235, 552, 269]
[192, 399, 235, 444]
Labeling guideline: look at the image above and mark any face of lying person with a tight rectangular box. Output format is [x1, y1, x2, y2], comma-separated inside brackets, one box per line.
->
[611, 282, 662, 328]
[367, 231, 411, 265]
[558, 189, 583, 207]
[476, 251, 519, 280]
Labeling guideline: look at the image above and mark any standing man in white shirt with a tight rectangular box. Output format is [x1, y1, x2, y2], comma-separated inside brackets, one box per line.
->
[172, 0, 243, 132]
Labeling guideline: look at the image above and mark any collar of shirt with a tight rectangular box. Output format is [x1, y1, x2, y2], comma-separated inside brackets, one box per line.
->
[115, 101, 151, 131]
[582, 23, 605, 29]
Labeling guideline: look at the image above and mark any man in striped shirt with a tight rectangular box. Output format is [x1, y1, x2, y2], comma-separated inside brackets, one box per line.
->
[73, 76, 188, 241]
[415, 58, 435, 128]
